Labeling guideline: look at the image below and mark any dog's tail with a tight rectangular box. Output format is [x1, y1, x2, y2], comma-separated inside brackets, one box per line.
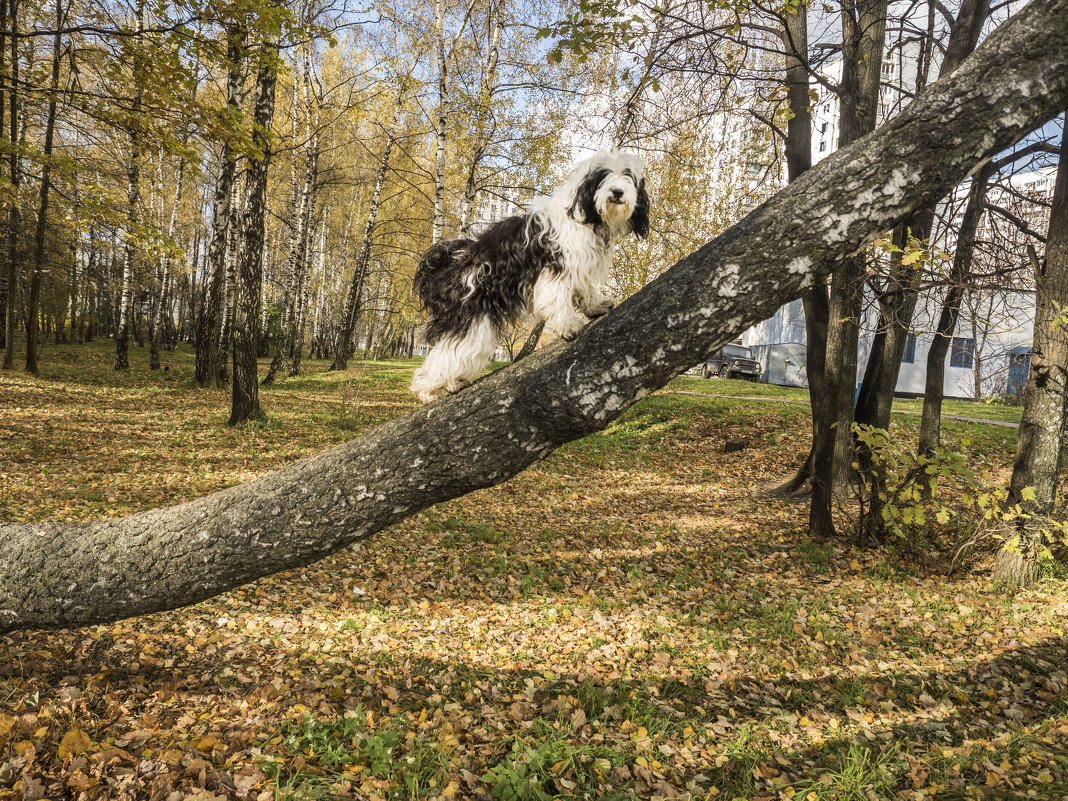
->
[413, 239, 471, 306]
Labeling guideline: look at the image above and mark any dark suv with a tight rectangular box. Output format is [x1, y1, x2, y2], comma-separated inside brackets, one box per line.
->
[700, 344, 761, 381]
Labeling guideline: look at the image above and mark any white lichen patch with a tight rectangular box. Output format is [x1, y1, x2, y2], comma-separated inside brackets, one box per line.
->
[609, 356, 642, 379]
[786, 256, 812, 275]
[718, 264, 741, 297]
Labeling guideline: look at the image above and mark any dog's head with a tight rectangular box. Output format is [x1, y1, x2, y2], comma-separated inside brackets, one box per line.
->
[565, 151, 649, 240]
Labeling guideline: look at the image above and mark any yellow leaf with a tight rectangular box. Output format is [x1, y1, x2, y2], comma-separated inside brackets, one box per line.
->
[442, 781, 459, 798]
[58, 727, 91, 759]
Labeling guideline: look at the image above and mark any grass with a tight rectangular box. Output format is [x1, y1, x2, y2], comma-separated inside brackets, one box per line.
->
[1, 339, 1066, 800]
[669, 373, 1025, 424]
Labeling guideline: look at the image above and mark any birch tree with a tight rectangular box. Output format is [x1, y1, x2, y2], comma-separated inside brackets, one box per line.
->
[114, 0, 146, 371]
[24, 0, 67, 374]
[230, 7, 282, 426]
[196, 25, 247, 388]
[2, 0, 21, 370]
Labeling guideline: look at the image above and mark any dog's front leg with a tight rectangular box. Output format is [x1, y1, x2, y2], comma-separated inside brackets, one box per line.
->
[533, 275, 586, 341]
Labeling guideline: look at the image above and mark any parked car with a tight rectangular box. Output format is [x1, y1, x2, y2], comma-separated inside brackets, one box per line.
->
[700, 344, 761, 381]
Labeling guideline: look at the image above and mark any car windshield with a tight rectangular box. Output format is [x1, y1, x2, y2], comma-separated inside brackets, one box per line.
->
[722, 345, 753, 359]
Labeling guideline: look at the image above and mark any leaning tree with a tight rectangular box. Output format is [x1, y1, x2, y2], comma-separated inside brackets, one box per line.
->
[3, 0, 1068, 633]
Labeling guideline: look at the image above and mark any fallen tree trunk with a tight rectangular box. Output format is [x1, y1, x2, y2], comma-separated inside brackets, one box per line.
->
[4, 0, 1068, 633]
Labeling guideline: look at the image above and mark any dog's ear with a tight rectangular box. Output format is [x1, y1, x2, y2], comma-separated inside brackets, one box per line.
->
[631, 177, 650, 239]
[569, 168, 606, 227]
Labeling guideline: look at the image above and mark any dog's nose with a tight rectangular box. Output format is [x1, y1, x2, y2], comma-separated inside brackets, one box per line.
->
[611, 188, 624, 200]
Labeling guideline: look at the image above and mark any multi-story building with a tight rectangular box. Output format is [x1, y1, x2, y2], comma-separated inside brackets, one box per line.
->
[469, 185, 528, 233]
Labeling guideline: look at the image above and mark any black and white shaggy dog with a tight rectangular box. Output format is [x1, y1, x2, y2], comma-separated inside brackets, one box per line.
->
[410, 150, 649, 403]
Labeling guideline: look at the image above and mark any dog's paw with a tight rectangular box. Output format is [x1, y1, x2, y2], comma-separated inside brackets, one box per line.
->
[562, 330, 580, 342]
[586, 299, 615, 318]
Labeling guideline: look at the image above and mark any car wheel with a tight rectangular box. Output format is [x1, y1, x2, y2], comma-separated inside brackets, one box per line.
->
[701, 364, 711, 379]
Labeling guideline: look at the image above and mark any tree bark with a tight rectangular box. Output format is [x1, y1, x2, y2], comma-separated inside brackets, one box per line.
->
[0, 0, 6, 354]
[115, 2, 144, 371]
[2, 0, 19, 371]
[265, 48, 319, 385]
[809, 0, 888, 538]
[994, 116, 1068, 587]
[3, 0, 1068, 631]
[150, 156, 186, 370]
[24, 0, 63, 375]
[229, 25, 279, 426]
[195, 27, 244, 388]
[432, 0, 448, 244]
[775, 4, 823, 500]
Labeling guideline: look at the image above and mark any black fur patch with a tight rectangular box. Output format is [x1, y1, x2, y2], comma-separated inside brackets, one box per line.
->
[632, 178, 650, 239]
[569, 168, 609, 228]
[414, 214, 563, 345]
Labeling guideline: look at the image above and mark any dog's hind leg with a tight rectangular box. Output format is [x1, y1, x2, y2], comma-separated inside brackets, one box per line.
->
[410, 315, 499, 403]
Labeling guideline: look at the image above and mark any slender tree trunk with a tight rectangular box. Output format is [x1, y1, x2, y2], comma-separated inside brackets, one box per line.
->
[151, 156, 185, 370]
[67, 222, 79, 344]
[432, 0, 448, 244]
[2, 0, 20, 370]
[218, 178, 242, 385]
[25, 0, 63, 374]
[230, 26, 279, 426]
[458, 0, 503, 236]
[773, 5, 824, 501]
[115, 3, 144, 371]
[917, 161, 995, 462]
[265, 50, 319, 385]
[0, 0, 6, 354]
[995, 120, 1068, 586]
[809, 0, 888, 539]
[195, 27, 244, 388]
[330, 97, 401, 371]
[514, 320, 544, 362]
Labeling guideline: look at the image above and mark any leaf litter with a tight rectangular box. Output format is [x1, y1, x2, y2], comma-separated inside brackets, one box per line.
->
[1, 343, 1066, 800]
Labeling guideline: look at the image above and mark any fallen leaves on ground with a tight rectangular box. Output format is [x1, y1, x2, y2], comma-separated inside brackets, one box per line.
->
[1, 342, 1066, 800]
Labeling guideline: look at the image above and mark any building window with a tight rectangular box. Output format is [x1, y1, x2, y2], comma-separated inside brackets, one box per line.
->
[901, 333, 916, 364]
[819, 141, 827, 152]
[820, 122, 828, 133]
[823, 104, 830, 114]
[950, 337, 975, 369]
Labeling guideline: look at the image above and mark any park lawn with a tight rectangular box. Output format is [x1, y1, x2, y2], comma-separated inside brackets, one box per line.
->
[668, 375, 1025, 425]
[0, 341, 1065, 801]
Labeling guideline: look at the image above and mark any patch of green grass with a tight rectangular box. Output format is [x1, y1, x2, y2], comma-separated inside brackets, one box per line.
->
[792, 742, 900, 800]
[482, 725, 631, 801]
[264, 707, 450, 800]
[709, 723, 771, 797]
